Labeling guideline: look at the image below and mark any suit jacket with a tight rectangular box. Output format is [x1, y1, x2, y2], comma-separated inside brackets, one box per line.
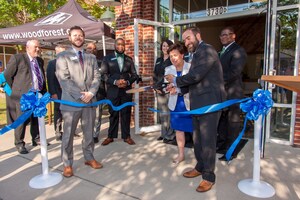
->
[165, 61, 190, 111]
[4, 53, 46, 123]
[101, 53, 138, 99]
[95, 59, 106, 101]
[219, 42, 247, 99]
[175, 42, 226, 110]
[153, 57, 172, 92]
[55, 49, 100, 111]
[46, 59, 62, 99]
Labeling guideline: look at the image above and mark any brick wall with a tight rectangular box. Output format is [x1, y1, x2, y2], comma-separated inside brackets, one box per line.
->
[115, 0, 155, 127]
[294, 60, 300, 147]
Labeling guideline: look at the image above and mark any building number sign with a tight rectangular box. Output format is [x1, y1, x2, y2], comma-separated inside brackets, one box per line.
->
[207, 6, 228, 16]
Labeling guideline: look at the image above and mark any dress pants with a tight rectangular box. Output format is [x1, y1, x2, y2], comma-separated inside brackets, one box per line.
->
[61, 107, 95, 167]
[156, 93, 174, 140]
[12, 100, 39, 147]
[53, 102, 63, 137]
[93, 104, 104, 138]
[217, 104, 241, 150]
[193, 111, 221, 183]
[107, 94, 132, 139]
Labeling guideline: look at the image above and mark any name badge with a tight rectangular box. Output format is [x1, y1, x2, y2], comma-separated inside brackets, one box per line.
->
[111, 57, 117, 61]
[70, 56, 78, 61]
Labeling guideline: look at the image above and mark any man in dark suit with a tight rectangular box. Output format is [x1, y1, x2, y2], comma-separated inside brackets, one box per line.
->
[85, 42, 106, 144]
[56, 26, 102, 177]
[165, 27, 226, 192]
[217, 27, 247, 161]
[46, 44, 67, 141]
[101, 38, 138, 146]
[4, 39, 47, 154]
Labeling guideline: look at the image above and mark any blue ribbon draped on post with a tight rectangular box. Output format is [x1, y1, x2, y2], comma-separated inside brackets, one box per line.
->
[0, 91, 136, 135]
[0, 73, 12, 96]
[149, 89, 273, 161]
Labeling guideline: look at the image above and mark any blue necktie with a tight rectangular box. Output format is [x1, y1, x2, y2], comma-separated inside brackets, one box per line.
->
[32, 58, 43, 91]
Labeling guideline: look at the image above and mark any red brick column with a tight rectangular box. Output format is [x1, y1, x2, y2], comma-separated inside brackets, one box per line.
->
[294, 60, 300, 147]
[115, 0, 155, 127]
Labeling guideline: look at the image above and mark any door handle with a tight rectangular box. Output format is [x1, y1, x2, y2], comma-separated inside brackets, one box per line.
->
[268, 69, 276, 89]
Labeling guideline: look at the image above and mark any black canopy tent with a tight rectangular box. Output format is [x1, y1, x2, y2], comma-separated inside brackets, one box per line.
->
[0, 0, 115, 50]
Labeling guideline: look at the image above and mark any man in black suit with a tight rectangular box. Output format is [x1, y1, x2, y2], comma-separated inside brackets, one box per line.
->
[86, 42, 106, 144]
[46, 44, 67, 141]
[101, 38, 138, 145]
[165, 27, 226, 192]
[217, 27, 247, 161]
[4, 39, 47, 154]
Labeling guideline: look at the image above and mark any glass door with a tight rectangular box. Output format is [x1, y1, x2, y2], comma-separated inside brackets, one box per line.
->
[265, 3, 299, 145]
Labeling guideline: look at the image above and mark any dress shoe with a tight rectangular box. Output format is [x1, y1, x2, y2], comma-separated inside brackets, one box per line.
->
[183, 168, 202, 178]
[196, 180, 215, 192]
[218, 154, 237, 161]
[101, 138, 114, 146]
[85, 160, 103, 169]
[124, 137, 136, 145]
[63, 166, 73, 177]
[157, 136, 163, 141]
[32, 140, 38, 147]
[17, 146, 29, 154]
[93, 137, 99, 144]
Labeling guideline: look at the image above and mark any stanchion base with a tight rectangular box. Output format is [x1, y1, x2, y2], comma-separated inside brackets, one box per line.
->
[29, 172, 63, 189]
[238, 179, 275, 198]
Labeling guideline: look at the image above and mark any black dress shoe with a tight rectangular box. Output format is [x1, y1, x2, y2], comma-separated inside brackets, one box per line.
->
[218, 154, 237, 161]
[157, 136, 163, 141]
[32, 140, 38, 146]
[93, 137, 99, 144]
[216, 148, 227, 154]
[17, 146, 28, 154]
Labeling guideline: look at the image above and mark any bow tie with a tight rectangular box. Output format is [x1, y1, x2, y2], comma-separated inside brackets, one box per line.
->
[116, 53, 124, 58]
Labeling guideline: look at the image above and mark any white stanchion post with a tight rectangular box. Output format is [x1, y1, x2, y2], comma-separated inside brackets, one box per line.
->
[29, 93, 63, 189]
[238, 115, 275, 198]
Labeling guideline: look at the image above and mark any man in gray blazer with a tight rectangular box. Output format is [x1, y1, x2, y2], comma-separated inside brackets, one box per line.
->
[4, 39, 47, 154]
[56, 26, 102, 178]
[166, 27, 226, 192]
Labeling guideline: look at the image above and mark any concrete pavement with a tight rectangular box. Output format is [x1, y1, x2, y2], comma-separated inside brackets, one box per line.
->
[0, 116, 300, 200]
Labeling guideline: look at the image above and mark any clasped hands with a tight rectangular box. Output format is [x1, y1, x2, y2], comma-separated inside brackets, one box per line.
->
[80, 91, 94, 103]
[115, 79, 128, 88]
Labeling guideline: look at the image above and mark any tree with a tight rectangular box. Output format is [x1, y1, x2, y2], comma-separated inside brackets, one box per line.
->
[0, 0, 107, 28]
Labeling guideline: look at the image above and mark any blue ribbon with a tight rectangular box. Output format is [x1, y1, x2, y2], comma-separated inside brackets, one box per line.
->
[149, 89, 273, 162]
[0, 73, 12, 96]
[225, 89, 273, 161]
[0, 91, 136, 135]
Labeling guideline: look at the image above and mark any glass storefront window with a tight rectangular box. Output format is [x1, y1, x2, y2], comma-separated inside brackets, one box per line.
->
[5, 46, 17, 54]
[158, 0, 170, 22]
[272, 9, 298, 104]
[278, 0, 299, 6]
[270, 107, 291, 141]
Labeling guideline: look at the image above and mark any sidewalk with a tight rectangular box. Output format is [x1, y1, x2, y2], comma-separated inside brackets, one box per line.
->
[0, 118, 300, 200]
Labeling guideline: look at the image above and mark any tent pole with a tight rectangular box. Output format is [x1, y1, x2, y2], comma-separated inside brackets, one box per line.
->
[102, 35, 106, 56]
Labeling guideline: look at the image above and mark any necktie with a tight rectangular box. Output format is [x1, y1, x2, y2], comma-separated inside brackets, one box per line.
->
[219, 47, 226, 56]
[32, 58, 43, 91]
[188, 53, 193, 63]
[78, 51, 84, 71]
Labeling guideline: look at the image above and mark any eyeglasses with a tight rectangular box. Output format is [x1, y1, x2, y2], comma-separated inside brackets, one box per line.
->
[219, 33, 234, 37]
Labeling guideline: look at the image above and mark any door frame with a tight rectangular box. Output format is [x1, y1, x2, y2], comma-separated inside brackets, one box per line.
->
[133, 18, 174, 134]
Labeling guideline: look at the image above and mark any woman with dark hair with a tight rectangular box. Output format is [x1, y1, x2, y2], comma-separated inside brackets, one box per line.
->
[165, 42, 193, 165]
[153, 39, 175, 142]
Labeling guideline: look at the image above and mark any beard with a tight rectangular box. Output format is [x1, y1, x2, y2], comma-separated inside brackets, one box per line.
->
[115, 49, 124, 54]
[187, 38, 199, 53]
[71, 39, 84, 48]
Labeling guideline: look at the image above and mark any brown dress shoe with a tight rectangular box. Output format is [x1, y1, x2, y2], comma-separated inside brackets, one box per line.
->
[85, 160, 103, 169]
[183, 168, 202, 178]
[124, 137, 136, 145]
[196, 180, 215, 192]
[101, 138, 114, 146]
[63, 166, 73, 178]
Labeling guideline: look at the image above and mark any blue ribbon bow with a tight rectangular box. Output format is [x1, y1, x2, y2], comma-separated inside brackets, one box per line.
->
[0, 73, 12, 96]
[225, 89, 273, 161]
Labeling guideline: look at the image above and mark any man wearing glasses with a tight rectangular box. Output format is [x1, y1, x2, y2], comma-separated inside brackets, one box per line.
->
[217, 27, 248, 161]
